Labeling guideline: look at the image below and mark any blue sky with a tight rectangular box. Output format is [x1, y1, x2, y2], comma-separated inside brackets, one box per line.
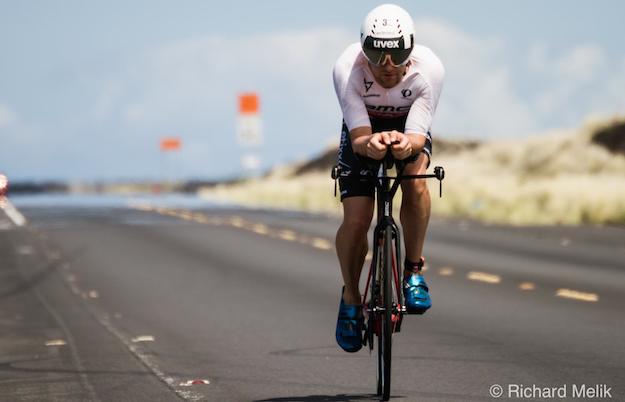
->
[1, 1, 624, 181]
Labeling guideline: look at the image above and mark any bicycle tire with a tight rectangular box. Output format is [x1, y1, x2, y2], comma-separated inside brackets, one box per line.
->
[380, 228, 393, 400]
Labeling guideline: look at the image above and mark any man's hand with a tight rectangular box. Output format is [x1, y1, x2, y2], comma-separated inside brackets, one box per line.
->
[388, 131, 413, 160]
[365, 132, 392, 160]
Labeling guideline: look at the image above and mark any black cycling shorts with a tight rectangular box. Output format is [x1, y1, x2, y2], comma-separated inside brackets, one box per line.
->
[337, 121, 432, 201]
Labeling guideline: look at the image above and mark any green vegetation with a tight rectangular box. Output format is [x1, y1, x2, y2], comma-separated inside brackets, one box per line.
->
[200, 116, 625, 225]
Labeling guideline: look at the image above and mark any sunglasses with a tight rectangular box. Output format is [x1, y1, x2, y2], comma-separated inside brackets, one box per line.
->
[362, 36, 413, 67]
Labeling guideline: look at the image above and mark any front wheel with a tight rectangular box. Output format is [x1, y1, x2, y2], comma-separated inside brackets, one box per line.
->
[377, 228, 393, 400]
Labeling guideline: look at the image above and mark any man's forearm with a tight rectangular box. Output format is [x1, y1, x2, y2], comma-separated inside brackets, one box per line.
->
[407, 133, 427, 156]
[350, 134, 372, 157]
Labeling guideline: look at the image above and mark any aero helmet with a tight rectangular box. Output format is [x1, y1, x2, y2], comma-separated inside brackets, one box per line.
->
[360, 4, 415, 66]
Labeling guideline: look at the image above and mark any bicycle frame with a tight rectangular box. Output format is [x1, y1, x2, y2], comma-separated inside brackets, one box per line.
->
[362, 159, 405, 332]
[332, 152, 445, 400]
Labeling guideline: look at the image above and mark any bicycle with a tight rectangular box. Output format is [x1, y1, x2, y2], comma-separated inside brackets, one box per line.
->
[332, 148, 445, 401]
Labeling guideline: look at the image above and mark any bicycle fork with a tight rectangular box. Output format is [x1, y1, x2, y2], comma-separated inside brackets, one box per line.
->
[362, 216, 405, 346]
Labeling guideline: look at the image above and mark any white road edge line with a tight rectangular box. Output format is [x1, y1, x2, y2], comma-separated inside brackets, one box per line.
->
[1, 197, 27, 226]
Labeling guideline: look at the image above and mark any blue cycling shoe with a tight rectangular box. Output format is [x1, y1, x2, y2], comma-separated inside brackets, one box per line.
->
[335, 287, 363, 353]
[403, 258, 432, 314]
[403, 274, 432, 314]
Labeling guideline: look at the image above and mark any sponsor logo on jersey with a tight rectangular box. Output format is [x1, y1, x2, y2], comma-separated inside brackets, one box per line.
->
[364, 78, 373, 92]
[373, 40, 400, 49]
[366, 104, 411, 113]
[401, 89, 412, 98]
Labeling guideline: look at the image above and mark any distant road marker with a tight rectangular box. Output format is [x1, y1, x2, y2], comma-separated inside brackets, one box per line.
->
[519, 282, 536, 291]
[279, 230, 297, 241]
[230, 216, 246, 228]
[252, 223, 269, 235]
[467, 271, 501, 284]
[179, 379, 210, 386]
[439, 267, 454, 276]
[132, 335, 156, 343]
[45, 339, 67, 346]
[556, 288, 599, 302]
[179, 211, 194, 221]
[311, 237, 332, 250]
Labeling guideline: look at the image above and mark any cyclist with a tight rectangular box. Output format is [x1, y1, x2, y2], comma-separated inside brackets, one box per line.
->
[333, 4, 444, 352]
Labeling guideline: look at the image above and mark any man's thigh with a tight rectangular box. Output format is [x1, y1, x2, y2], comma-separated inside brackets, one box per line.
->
[400, 151, 430, 195]
[342, 196, 375, 226]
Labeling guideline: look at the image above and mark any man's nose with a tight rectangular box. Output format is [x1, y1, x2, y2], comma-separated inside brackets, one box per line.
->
[380, 55, 395, 70]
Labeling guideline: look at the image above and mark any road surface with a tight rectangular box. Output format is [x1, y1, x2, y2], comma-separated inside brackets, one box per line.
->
[1, 194, 624, 401]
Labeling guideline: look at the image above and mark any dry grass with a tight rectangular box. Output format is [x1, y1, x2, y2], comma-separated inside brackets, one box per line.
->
[199, 116, 625, 225]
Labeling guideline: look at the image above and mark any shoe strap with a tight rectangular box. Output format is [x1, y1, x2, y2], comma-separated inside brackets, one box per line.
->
[406, 274, 429, 292]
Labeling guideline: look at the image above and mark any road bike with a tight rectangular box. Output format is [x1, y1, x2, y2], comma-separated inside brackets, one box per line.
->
[332, 149, 445, 401]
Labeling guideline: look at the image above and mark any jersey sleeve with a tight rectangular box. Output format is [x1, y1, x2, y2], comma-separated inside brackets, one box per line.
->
[333, 45, 371, 131]
[404, 53, 445, 137]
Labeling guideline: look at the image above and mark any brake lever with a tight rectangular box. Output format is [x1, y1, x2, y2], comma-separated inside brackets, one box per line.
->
[331, 165, 340, 197]
[434, 166, 445, 197]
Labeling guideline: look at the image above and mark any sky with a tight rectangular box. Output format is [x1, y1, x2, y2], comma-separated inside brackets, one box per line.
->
[1, 0, 624, 181]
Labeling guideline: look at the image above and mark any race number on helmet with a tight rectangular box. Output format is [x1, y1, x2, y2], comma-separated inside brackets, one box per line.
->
[360, 4, 415, 67]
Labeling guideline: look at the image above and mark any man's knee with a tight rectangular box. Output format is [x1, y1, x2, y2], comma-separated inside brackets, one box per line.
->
[340, 214, 372, 238]
[340, 197, 374, 238]
[403, 179, 429, 198]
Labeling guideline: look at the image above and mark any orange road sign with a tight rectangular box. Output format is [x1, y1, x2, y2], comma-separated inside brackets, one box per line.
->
[238, 93, 259, 114]
[160, 137, 181, 151]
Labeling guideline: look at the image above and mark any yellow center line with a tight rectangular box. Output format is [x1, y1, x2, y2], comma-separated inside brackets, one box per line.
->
[311, 238, 333, 250]
[252, 224, 269, 235]
[556, 288, 599, 302]
[45, 339, 67, 346]
[439, 267, 454, 276]
[131, 208, 604, 309]
[229, 216, 246, 228]
[193, 215, 208, 224]
[179, 212, 194, 220]
[467, 271, 501, 284]
[279, 230, 297, 241]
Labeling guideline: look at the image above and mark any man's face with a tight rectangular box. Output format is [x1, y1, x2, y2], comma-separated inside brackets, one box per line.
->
[368, 55, 409, 88]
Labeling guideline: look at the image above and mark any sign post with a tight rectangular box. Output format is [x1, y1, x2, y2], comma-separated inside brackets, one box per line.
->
[159, 137, 182, 193]
[237, 93, 263, 175]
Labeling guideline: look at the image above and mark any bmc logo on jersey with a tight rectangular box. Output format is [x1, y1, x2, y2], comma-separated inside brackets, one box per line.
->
[366, 104, 411, 113]
[373, 40, 400, 49]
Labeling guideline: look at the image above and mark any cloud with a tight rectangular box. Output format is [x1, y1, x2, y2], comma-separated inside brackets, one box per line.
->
[528, 43, 608, 117]
[413, 18, 537, 137]
[589, 56, 625, 115]
[0, 102, 17, 128]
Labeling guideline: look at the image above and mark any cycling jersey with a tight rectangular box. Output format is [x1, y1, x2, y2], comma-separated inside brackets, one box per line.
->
[333, 42, 444, 138]
[333, 43, 444, 200]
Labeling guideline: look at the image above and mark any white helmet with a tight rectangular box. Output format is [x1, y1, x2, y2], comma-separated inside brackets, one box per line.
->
[360, 4, 415, 66]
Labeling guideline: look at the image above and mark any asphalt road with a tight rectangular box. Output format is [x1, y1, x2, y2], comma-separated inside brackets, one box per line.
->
[1, 195, 624, 401]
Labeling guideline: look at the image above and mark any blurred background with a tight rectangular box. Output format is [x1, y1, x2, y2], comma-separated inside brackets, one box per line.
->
[1, 0, 624, 224]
